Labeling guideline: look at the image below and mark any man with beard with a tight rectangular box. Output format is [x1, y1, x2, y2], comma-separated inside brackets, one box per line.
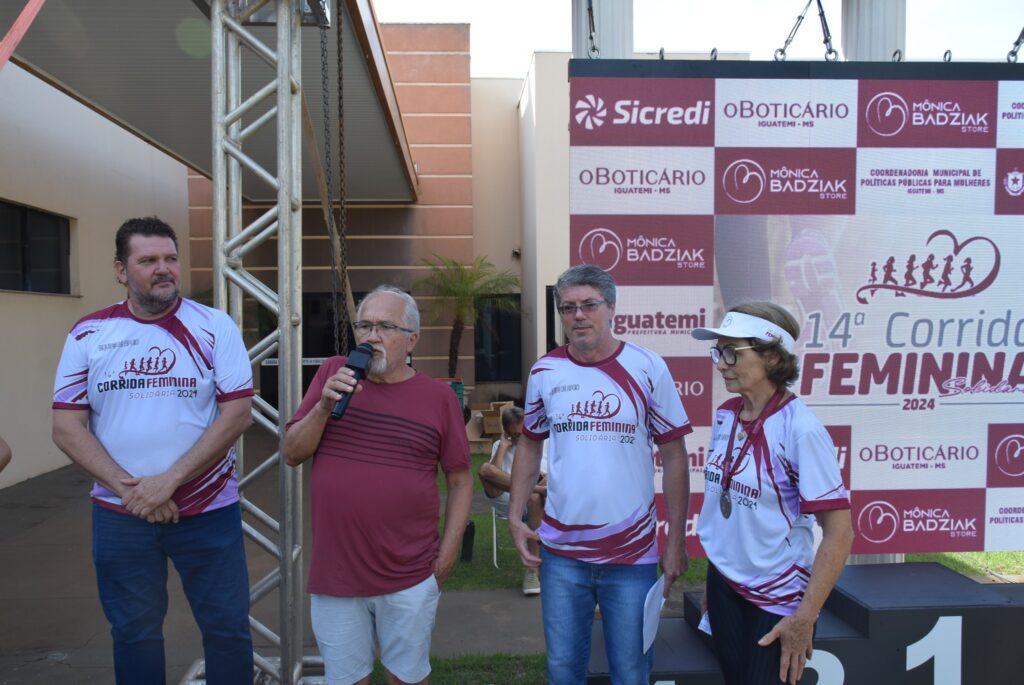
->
[52, 216, 255, 683]
[283, 286, 473, 685]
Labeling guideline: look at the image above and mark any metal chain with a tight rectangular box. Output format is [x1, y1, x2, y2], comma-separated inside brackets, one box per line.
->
[1008, 25, 1024, 63]
[816, 0, 839, 61]
[335, 0, 350, 354]
[587, 0, 599, 58]
[774, 0, 838, 62]
[318, 15, 343, 358]
[775, 0, 811, 61]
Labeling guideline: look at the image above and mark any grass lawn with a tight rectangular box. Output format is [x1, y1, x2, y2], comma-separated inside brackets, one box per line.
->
[441, 453, 709, 592]
[441, 456, 1024, 593]
[438, 452, 521, 591]
[907, 550, 1024, 579]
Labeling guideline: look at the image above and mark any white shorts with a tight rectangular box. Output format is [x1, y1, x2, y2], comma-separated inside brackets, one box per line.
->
[311, 574, 441, 685]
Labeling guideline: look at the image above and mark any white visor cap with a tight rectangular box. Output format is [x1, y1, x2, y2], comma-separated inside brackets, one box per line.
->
[691, 311, 796, 352]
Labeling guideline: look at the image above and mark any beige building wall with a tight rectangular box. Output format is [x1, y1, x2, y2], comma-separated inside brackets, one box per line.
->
[470, 77, 526, 402]
[0, 64, 189, 488]
[471, 78, 524, 277]
[518, 52, 572, 377]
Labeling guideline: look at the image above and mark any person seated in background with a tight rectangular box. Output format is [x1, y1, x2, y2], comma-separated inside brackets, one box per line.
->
[478, 406, 547, 596]
[0, 435, 11, 474]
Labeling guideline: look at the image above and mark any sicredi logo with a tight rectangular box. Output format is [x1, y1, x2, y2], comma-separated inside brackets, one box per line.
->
[574, 94, 607, 130]
[856, 500, 900, 544]
[574, 93, 711, 129]
[865, 91, 909, 137]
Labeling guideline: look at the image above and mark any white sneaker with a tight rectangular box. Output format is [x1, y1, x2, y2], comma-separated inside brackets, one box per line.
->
[522, 569, 541, 596]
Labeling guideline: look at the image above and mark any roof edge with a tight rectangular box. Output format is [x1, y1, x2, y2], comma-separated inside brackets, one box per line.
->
[346, 0, 419, 202]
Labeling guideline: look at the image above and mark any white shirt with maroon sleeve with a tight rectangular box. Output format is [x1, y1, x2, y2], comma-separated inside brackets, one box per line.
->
[53, 298, 254, 516]
[697, 395, 850, 615]
[523, 341, 692, 565]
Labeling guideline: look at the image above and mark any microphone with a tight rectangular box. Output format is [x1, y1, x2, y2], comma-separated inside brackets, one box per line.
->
[329, 342, 375, 421]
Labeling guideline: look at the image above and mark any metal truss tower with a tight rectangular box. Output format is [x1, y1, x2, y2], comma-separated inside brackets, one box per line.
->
[193, 1, 317, 682]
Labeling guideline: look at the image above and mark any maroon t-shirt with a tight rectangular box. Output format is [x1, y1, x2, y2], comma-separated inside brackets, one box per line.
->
[288, 357, 470, 597]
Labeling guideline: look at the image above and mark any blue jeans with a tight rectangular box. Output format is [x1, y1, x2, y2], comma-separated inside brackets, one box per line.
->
[92, 503, 253, 685]
[540, 546, 656, 685]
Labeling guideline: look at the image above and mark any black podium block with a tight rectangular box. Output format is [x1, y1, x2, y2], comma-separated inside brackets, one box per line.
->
[587, 563, 1024, 684]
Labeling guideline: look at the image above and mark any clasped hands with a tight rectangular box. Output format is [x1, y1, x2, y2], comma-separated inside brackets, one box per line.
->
[119, 473, 180, 524]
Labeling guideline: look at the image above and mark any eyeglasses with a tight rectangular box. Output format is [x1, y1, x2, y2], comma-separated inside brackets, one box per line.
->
[709, 345, 757, 365]
[353, 320, 414, 337]
[557, 300, 607, 316]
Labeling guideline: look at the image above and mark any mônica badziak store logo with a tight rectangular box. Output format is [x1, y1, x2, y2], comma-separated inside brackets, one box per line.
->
[571, 216, 714, 287]
[853, 491, 982, 553]
[715, 148, 856, 214]
[858, 80, 996, 148]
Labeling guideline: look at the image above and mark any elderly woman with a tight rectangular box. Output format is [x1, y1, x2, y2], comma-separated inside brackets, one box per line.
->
[691, 302, 853, 685]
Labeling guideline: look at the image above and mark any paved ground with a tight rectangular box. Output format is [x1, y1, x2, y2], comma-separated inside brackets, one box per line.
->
[10, 429, 974, 683]
[0, 428, 556, 684]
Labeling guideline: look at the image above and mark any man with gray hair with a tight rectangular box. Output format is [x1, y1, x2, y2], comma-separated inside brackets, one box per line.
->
[283, 285, 473, 685]
[509, 264, 692, 684]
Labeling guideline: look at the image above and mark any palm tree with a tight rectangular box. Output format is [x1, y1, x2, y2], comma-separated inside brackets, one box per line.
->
[414, 254, 520, 379]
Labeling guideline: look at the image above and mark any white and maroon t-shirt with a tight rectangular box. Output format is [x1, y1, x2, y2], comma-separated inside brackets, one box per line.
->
[52, 298, 254, 516]
[698, 395, 850, 616]
[523, 341, 692, 565]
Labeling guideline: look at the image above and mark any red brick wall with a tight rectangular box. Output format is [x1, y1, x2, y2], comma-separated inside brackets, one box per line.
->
[188, 23, 475, 384]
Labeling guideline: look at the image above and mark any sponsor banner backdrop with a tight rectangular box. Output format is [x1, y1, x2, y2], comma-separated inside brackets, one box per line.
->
[987, 424, 1024, 488]
[858, 80, 997, 148]
[856, 148, 996, 215]
[984, 488, 1024, 551]
[997, 81, 1024, 148]
[851, 489, 985, 553]
[613, 285, 714, 358]
[654, 426, 710, 494]
[654, 492, 706, 558]
[570, 146, 714, 215]
[664, 356, 714, 427]
[570, 62, 1024, 554]
[715, 147, 857, 215]
[995, 148, 1024, 215]
[570, 77, 715, 147]
[570, 215, 714, 286]
[851, 424, 988, 491]
[825, 425, 852, 491]
[715, 78, 858, 148]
